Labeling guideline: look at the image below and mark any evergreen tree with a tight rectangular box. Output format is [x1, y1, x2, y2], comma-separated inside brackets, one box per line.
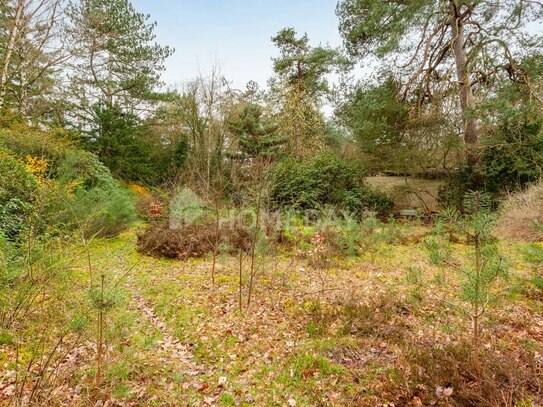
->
[337, 0, 543, 165]
[338, 74, 456, 174]
[270, 28, 349, 159]
[338, 76, 411, 172]
[66, 0, 173, 119]
[88, 104, 156, 182]
[426, 191, 508, 342]
[227, 102, 286, 162]
[65, 0, 173, 181]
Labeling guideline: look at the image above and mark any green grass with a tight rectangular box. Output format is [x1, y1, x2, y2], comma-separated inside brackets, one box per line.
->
[107, 360, 131, 380]
[3, 223, 543, 406]
[113, 383, 132, 399]
[219, 392, 236, 405]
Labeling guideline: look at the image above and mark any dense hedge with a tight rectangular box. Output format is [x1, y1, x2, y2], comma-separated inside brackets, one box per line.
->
[270, 153, 393, 215]
[483, 121, 543, 193]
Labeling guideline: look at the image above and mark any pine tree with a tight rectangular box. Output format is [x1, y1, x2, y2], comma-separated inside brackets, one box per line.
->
[66, 0, 173, 120]
[227, 102, 286, 162]
[426, 191, 508, 343]
[337, 0, 543, 165]
[270, 28, 349, 159]
[65, 0, 173, 180]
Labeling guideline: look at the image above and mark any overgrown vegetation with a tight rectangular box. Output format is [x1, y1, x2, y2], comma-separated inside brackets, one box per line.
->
[2, 0, 543, 405]
[271, 153, 393, 215]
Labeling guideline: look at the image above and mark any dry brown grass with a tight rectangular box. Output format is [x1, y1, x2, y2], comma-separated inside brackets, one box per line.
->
[495, 181, 543, 241]
[402, 341, 543, 407]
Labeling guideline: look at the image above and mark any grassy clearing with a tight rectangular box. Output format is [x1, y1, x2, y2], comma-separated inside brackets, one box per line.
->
[1, 223, 542, 406]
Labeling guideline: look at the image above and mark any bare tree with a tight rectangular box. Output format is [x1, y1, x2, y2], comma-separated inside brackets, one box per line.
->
[165, 67, 239, 194]
[0, 0, 68, 117]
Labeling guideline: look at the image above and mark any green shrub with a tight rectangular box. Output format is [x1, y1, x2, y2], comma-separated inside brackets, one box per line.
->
[0, 124, 74, 173]
[439, 121, 543, 209]
[0, 234, 22, 286]
[437, 163, 485, 210]
[0, 124, 136, 239]
[57, 150, 118, 190]
[0, 149, 39, 239]
[49, 150, 135, 237]
[271, 153, 393, 215]
[69, 185, 135, 237]
[483, 121, 543, 193]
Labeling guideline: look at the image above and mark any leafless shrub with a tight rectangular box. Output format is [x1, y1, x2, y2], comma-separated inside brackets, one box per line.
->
[401, 341, 543, 407]
[221, 221, 252, 254]
[136, 218, 252, 260]
[136, 220, 216, 259]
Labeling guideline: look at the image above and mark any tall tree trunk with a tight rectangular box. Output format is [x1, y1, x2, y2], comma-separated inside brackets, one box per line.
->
[19, 62, 28, 116]
[0, 0, 25, 110]
[449, 1, 479, 165]
[17, 25, 29, 117]
[294, 65, 303, 160]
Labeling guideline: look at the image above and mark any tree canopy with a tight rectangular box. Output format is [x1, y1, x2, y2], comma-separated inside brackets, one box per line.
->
[337, 0, 543, 163]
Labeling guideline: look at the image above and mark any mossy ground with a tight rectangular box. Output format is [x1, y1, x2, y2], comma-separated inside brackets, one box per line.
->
[1, 223, 542, 406]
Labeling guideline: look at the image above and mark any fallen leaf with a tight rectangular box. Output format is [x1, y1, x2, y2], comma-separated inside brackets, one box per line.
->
[326, 392, 340, 402]
[302, 369, 316, 379]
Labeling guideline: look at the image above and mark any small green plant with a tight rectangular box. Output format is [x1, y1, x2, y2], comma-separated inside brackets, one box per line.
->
[424, 221, 453, 285]
[89, 273, 121, 385]
[360, 213, 393, 264]
[219, 392, 236, 405]
[426, 191, 508, 342]
[405, 265, 423, 286]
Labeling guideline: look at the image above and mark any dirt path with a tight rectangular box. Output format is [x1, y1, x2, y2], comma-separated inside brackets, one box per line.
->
[132, 293, 202, 378]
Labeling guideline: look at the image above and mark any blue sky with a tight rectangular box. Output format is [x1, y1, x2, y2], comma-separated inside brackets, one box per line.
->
[131, 0, 342, 90]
